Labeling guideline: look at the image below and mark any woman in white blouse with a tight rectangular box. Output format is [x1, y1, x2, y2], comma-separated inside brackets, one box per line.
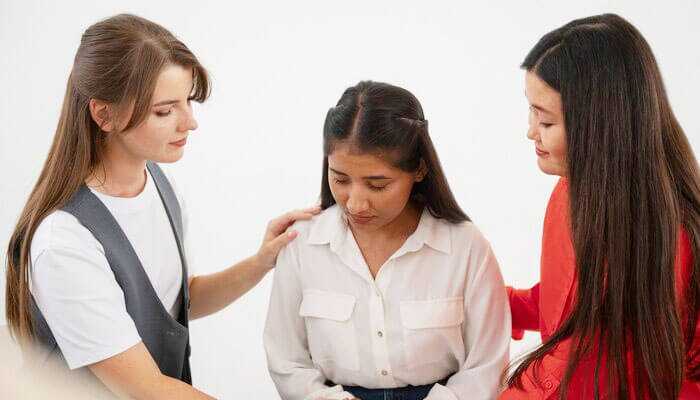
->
[264, 81, 510, 400]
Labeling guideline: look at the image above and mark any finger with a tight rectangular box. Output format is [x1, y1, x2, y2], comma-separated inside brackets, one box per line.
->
[268, 210, 319, 233]
[301, 205, 322, 214]
[266, 230, 299, 256]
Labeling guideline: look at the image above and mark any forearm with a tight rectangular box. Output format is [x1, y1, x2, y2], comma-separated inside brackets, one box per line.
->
[188, 255, 269, 320]
[105, 375, 213, 399]
[89, 343, 215, 400]
[140, 375, 214, 400]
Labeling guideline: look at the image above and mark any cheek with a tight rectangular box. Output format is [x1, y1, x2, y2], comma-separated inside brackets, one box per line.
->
[328, 182, 348, 204]
[150, 114, 177, 131]
[134, 119, 173, 147]
[552, 128, 567, 159]
[543, 127, 567, 159]
[378, 183, 414, 212]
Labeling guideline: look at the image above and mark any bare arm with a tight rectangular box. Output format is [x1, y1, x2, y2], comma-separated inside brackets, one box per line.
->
[188, 206, 320, 320]
[188, 255, 266, 320]
[88, 342, 214, 399]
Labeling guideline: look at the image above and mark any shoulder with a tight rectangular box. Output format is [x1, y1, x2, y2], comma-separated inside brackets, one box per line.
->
[445, 218, 492, 252]
[150, 163, 186, 205]
[289, 204, 341, 244]
[31, 210, 103, 263]
[435, 217, 499, 277]
[550, 177, 569, 204]
[274, 206, 340, 269]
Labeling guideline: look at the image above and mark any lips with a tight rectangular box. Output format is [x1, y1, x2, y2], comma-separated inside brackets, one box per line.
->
[170, 137, 187, 147]
[535, 147, 549, 157]
[347, 213, 375, 225]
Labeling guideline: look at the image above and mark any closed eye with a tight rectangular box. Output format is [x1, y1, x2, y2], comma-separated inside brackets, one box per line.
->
[367, 183, 388, 191]
[155, 109, 173, 117]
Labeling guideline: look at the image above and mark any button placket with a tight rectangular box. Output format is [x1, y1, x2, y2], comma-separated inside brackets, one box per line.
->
[368, 279, 394, 386]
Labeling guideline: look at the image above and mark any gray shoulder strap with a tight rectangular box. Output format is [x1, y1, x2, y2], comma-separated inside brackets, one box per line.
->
[146, 162, 184, 248]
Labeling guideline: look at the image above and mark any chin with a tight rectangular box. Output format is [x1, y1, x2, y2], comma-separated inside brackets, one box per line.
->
[155, 150, 185, 164]
[537, 159, 565, 177]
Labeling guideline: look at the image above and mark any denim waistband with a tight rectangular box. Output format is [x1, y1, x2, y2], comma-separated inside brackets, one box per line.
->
[326, 377, 449, 400]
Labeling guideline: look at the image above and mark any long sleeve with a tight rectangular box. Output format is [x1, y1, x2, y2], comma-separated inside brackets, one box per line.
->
[263, 241, 353, 400]
[427, 245, 511, 400]
[507, 284, 541, 340]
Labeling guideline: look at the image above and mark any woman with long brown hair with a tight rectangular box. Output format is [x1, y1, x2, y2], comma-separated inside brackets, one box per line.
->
[502, 14, 700, 399]
[5, 14, 318, 398]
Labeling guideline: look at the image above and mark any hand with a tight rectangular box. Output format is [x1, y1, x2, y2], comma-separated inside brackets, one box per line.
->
[255, 206, 321, 271]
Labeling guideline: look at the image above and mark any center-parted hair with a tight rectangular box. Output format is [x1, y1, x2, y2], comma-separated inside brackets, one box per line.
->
[320, 81, 469, 224]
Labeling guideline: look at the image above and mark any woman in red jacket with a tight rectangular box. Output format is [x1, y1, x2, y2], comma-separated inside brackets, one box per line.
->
[501, 14, 700, 400]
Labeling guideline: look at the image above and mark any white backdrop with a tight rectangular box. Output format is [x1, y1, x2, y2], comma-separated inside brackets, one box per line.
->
[1, 1, 699, 398]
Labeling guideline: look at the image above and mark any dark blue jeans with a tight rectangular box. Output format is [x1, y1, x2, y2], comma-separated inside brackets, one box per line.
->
[328, 378, 448, 400]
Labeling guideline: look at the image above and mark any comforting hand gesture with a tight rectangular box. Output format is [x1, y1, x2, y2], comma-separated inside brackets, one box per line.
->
[255, 206, 322, 271]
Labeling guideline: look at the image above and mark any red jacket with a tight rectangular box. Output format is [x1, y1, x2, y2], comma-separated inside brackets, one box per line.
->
[500, 179, 700, 399]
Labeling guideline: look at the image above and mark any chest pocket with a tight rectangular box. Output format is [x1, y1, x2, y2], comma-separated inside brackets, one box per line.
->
[299, 289, 359, 372]
[400, 297, 465, 368]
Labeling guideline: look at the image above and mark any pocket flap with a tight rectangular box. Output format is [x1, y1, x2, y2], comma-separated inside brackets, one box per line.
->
[400, 297, 464, 329]
[299, 289, 357, 322]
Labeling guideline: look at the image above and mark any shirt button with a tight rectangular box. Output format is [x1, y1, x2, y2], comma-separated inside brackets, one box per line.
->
[544, 380, 553, 389]
[381, 370, 388, 376]
[377, 331, 384, 338]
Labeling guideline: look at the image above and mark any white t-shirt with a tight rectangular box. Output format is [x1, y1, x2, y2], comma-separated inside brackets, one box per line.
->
[264, 205, 510, 400]
[29, 168, 189, 370]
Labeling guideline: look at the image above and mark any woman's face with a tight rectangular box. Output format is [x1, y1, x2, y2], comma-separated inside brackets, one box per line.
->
[327, 143, 424, 233]
[525, 71, 567, 177]
[106, 64, 198, 164]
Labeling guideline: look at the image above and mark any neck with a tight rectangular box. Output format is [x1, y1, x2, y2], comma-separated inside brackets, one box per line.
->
[86, 144, 148, 198]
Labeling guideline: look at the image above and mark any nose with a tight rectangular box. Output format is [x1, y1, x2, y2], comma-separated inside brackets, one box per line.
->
[178, 103, 198, 132]
[526, 110, 538, 141]
[346, 186, 370, 214]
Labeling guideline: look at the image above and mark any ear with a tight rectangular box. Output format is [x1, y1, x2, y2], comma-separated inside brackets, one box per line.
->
[89, 99, 116, 133]
[415, 159, 428, 182]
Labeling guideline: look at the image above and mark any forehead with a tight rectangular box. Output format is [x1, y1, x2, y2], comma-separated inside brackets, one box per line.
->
[152, 64, 193, 101]
[327, 143, 402, 175]
[525, 71, 562, 114]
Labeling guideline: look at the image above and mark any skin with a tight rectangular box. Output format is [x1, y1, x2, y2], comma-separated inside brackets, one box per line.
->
[524, 71, 567, 177]
[85, 64, 319, 399]
[328, 143, 426, 279]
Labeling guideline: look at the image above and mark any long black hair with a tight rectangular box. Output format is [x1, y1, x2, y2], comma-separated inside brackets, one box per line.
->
[507, 14, 700, 400]
[320, 81, 468, 224]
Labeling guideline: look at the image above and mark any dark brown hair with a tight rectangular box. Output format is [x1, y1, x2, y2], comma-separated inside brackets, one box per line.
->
[507, 14, 700, 399]
[320, 81, 468, 224]
[5, 13, 210, 344]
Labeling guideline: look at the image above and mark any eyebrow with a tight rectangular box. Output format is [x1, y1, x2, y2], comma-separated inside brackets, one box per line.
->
[530, 103, 554, 115]
[329, 168, 391, 180]
[152, 99, 180, 107]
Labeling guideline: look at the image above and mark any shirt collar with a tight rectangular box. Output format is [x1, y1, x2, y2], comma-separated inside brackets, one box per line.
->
[306, 205, 452, 255]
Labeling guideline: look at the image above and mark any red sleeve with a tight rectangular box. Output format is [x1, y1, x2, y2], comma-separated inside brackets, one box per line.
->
[507, 283, 541, 340]
[677, 229, 700, 382]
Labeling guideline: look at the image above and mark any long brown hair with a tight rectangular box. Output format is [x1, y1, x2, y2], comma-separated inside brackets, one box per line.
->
[506, 14, 700, 399]
[5, 14, 210, 344]
[321, 81, 469, 224]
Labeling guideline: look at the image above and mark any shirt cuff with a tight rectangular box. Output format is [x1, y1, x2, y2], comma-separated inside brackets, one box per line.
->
[512, 327, 525, 340]
[304, 385, 355, 400]
[426, 383, 459, 400]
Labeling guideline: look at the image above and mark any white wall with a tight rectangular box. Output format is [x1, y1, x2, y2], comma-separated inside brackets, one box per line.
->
[1, 1, 698, 398]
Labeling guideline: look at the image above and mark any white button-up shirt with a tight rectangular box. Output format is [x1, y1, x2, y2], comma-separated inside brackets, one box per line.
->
[264, 205, 510, 400]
